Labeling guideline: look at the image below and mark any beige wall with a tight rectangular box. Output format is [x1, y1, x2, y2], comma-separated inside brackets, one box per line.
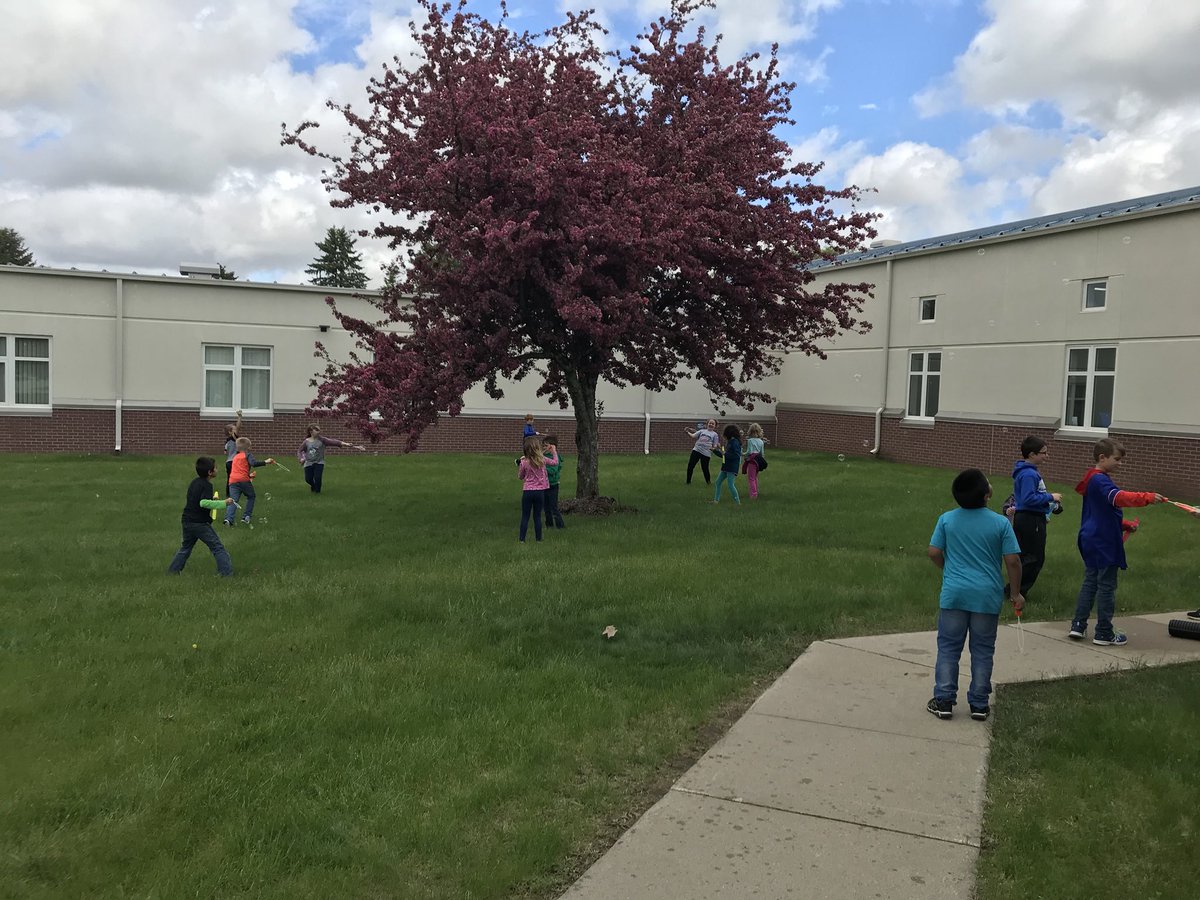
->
[0, 268, 777, 424]
[786, 207, 1200, 434]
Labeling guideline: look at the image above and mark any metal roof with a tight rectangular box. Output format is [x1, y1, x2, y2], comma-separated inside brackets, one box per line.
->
[819, 184, 1200, 269]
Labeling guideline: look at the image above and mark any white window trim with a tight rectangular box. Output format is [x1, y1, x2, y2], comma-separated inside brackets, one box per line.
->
[0, 334, 52, 410]
[905, 349, 941, 421]
[1061, 344, 1117, 433]
[1081, 278, 1108, 313]
[918, 295, 937, 323]
[202, 343, 273, 414]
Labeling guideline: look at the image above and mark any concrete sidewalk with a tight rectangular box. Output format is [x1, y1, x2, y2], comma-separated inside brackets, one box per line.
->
[561, 612, 1200, 900]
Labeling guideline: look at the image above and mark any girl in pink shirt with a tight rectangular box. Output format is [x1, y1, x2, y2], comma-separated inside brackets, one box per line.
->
[518, 436, 557, 543]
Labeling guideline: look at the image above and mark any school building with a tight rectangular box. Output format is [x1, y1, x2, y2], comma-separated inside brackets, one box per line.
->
[1, 185, 1198, 495]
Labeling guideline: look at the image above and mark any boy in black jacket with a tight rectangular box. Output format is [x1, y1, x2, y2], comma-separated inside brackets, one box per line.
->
[168, 456, 236, 576]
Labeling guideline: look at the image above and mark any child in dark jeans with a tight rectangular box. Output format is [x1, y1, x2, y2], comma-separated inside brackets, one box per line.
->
[168, 456, 236, 576]
[543, 435, 566, 530]
[224, 437, 274, 526]
[927, 469, 1024, 722]
[1069, 438, 1163, 645]
[1009, 435, 1062, 601]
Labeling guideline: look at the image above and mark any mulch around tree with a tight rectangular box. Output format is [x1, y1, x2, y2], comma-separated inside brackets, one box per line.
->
[559, 496, 637, 516]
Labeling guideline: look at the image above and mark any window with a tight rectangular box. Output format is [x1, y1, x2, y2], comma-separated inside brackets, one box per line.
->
[919, 296, 937, 322]
[203, 344, 272, 412]
[1082, 279, 1107, 311]
[1064, 346, 1116, 429]
[0, 335, 51, 407]
[907, 351, 941, 418]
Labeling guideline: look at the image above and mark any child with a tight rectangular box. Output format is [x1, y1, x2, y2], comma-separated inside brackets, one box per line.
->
[522, 413, 542, 445]
[743, 422, 767, 499]
[927, 468, 1024, 721]
[1069, 438, 1164, 645]
[712, 424, 742, 504]
[517, 435, 553, 543]
[1008, 436, 1063, 601]
[543, 434, 566, 530]
[224, 437, 274, 526]
[168, 456, 236, 576]
[684, 418, 719, 485]
[222, 409, 244, 496]
[298, 425, 366, 494]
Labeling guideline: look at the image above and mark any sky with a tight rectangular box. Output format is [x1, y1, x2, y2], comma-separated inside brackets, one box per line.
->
[2, 0, 1199, 286]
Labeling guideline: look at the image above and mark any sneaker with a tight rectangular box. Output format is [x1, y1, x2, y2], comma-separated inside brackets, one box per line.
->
[241, 515, 251, 525]
[1093, 632, 1128, 646]
[1068, 623, 1086, 640]
[927, 698, 954, 720]
[970, 706, 990, 721]
[1188, 609, 1200, 620]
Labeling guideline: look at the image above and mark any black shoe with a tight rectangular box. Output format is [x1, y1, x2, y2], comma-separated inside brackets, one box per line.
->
[927, 698, 954, 720]
[970, 706, 990, 721]
[1188, 609, 1200, 620]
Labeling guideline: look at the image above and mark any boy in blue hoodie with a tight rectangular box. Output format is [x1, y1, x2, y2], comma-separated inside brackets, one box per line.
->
[1069, 438, 1163, 645]
[1009, 436, 1062, 602]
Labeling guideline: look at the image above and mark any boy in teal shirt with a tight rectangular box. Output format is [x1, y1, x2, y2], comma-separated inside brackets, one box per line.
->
[927, 468, 1024, 721]
[543, 435, 565, 529]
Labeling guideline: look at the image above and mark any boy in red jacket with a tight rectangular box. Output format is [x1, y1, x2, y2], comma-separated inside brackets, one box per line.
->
[1069, 438, 1163, 645]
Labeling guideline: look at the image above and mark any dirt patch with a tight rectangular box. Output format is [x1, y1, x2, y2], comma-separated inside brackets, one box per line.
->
[559, 496, 637, 516]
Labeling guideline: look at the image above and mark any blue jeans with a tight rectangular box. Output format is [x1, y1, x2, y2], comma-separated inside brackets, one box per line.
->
[520, 490, 544, 542]
[544, 483, 564, 528]
[934, 608, 998, 709]
[168, 521, 233, 576]
[713, 470, 740, 503]
[304, 463, 324, 493]
[225, 481, 255, 524]
[1072, 565, 1120, 639]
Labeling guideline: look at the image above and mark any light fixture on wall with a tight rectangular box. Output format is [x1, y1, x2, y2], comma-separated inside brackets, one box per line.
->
[319, 325, 330, 332]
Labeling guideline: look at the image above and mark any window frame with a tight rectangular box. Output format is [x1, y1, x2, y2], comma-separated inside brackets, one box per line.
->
[918, 295, 937, 323]
[0, 334, 52, 409]
[201, 343, 273, 414]
[906, 349, 942, 420]
[1062, 344, 1117, 431]
[1081, 278, 1108, 312]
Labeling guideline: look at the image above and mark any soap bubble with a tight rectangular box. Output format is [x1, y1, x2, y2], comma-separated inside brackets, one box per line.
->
[837, 454, 846, 462]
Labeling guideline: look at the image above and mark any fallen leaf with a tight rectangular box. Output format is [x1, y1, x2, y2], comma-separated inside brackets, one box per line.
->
[601, 625, 618, 639]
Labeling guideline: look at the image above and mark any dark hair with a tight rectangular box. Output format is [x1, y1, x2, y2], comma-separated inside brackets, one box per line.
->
[723, 424, 741, 441]
[544, 434, 558, 446]
[1093, 437, 1124, 461]
[1020, 436, 1046, 459]
[951, 468, 991, 509]
[195, 456, 216, 478]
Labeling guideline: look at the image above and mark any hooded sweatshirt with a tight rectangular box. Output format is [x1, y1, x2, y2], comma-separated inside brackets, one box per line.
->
[1075, 468, 1158, 569]
[1011, 459, 1055, 517]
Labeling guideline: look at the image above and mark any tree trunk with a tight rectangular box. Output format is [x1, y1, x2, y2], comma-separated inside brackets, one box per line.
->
[564, 368, 600, 499]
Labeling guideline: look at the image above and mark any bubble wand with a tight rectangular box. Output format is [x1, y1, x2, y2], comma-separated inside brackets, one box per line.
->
[1013, 600, 1025, 653]
[1163, 498, 1199, 514]
[271, 459, 292, 473]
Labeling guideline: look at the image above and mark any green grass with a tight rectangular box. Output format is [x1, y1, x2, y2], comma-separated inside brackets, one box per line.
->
[977, 663, 1200, 900]
[2, 451, 1196, 898]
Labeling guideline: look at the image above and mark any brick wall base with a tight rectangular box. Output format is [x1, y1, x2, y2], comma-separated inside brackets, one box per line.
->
[776, 408, 1200, 498]
[0, 408, 778, 459]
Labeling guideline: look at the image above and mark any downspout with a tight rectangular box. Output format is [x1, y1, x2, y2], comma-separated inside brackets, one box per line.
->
[869, 259, 894, 457]
[114, 278, 124, 453]
[643, 387, 651, 455]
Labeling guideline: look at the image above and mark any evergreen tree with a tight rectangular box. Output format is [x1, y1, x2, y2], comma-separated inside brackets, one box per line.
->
[217, 264, 237, 280]
[305, 227, 368, 289]
[0, 227, 36, 266]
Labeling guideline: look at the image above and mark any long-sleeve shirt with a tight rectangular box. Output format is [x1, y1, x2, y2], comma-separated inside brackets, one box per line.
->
[1075, 468, 1158, 569]
[229, 451, 268, 484]
[182, 477, 226, 524]
[299, 436, 350, 467]
[518, 450, 556, 491]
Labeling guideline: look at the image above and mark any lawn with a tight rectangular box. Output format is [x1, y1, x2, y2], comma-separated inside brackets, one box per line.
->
[978, 663, 1200, 900]
[2, 450, 1196, 898]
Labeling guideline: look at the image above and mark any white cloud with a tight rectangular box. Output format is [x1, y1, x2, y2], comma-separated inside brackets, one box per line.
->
[904, 0, 1200, 235]
[0, 0, 411, 284]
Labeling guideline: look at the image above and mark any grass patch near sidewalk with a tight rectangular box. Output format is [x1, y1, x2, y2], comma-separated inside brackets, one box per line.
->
[977, 662, 1200, 900]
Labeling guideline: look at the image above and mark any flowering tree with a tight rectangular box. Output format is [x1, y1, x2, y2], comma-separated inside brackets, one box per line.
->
[285, 0, 876, 499]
